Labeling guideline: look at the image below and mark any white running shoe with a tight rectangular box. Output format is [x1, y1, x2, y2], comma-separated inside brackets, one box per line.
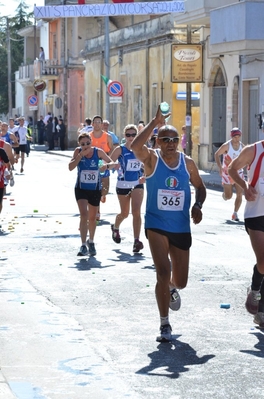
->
[10, 175, 15, 187]
[232, 212, 239, 221]
[156, 324, 172, 342]
[169, 287, 181, 311]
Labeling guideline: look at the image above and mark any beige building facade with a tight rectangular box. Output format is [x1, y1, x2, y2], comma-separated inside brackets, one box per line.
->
[17, 0, 256, 171]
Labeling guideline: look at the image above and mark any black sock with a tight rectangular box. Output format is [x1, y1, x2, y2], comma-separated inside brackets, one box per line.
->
[251, 264, 264, 291]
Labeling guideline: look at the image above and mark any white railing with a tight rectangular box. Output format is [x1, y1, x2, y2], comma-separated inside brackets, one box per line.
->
[18, 60, 60, 81]
[41, 59, 59, 76]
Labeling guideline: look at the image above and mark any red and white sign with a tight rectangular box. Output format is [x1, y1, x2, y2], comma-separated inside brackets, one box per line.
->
[107, 81, 124, 97]
[28, 94, 38, 106]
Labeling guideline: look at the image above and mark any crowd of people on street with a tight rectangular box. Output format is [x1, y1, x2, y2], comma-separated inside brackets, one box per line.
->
[67, 105, 264, 341]
[66, 106, 248, 342]
[37, 112, 66, 151]
[2, 104, 264, 342]
[0, 114, 42, 228]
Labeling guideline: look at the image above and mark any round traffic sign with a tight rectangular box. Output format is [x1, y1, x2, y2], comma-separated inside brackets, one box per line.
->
[107, 81, 124, 97]
[28, 94, 38, 106]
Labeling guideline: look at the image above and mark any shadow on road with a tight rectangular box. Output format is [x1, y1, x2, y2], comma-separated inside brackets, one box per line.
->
[240, 331, 264, 358]
[110, 249, 147, 263]
[136, 336, 215, 378]
[73, 258, 102, 271]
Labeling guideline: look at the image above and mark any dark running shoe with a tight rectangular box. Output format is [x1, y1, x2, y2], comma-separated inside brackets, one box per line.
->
[88, 241, 96, 256]
[77, 245, 88, 256]
[245, 286, 261, 315]
[111, 224, 121, 243]
[254, 312, 264, 328]
[133, 239, 143, 252]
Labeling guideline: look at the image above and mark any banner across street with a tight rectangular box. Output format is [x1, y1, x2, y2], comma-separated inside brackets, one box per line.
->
[34, 1, 185, 18]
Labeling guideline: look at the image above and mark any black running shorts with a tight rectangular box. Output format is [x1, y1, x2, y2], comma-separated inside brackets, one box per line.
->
[116, 184, 144, 196]
[145, 228, 192, 251]
[74, 187, 101, 206]
[245, 216, 264, 234]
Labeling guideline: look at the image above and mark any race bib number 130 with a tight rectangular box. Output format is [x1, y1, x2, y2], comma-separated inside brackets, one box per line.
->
[157, 189, 184, 211]
[80, 169, 99, 183]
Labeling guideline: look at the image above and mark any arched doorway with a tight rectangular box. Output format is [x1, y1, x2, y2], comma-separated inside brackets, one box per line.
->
[208, 60, 227, 160]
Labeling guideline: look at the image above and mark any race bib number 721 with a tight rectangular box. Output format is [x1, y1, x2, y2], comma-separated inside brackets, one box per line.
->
[157, 189, 184, 211]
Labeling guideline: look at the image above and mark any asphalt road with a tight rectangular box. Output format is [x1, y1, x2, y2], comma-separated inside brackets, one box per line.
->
[0, 151, 263, 399]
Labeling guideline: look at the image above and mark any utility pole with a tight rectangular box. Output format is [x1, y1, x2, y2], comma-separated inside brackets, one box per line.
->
[186, 25, 192, 156]
[7, 17, 12, 117]
[104, 0, 110, 120]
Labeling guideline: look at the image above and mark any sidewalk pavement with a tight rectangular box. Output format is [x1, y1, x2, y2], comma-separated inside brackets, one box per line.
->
[31, 144, 222, 190]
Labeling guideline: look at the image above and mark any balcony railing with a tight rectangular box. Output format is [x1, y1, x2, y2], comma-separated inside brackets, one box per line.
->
[34, 59, 59, 78]
[18, 64, 34, 81]
[18, 59, 60, 82]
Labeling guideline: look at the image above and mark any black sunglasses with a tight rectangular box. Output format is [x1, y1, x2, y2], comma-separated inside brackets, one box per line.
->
[159, 136, 179, 143]
[125, 133, 137, 137]
[80, 141, 91, 146]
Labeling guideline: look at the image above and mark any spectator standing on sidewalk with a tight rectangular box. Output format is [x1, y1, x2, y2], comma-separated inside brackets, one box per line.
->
[69, 132, 116, 257]
[37, 116, 45, 145]
[45, 117, 54, 151]
[131, 105, 206, 342]
[110, 124, 145, 253]
[228, 140, 264, 328]
[57, 118, 66, 151]
[44, 112, 52, 125]
[214, 127, 245, 221]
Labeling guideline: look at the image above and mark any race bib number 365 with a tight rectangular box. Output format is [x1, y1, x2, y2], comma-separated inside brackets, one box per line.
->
[80, 169, 99, 183]
[157, 189, 184, 211]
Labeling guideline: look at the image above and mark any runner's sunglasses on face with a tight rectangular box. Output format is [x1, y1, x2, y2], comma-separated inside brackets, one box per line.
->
[80, 141, 91, 146]
[125, 133, 137, 137]
[159, 137, 179, 143]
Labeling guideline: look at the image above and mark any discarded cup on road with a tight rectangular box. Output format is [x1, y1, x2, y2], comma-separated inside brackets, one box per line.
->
[220, 303, 230, 309]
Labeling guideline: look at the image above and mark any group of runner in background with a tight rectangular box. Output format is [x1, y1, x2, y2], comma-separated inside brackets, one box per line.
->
[70, 107, 261, 342]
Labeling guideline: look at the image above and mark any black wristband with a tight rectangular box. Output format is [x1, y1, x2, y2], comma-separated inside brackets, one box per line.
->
[194, 201, 202, 209]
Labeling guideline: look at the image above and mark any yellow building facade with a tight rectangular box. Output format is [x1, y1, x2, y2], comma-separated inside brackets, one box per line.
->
[83, 15, 200, 162]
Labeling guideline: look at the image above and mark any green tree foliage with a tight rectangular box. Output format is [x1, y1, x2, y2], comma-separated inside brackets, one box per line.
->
[0, 46, 8, 112]
[0, 1, 33, 114]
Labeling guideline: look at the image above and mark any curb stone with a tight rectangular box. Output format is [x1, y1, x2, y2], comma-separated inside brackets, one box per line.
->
[0, 371, 16, 399]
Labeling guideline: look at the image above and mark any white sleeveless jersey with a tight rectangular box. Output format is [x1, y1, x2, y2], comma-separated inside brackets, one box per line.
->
[222, 140, 243, 184]
[245, 141, 264, 219]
